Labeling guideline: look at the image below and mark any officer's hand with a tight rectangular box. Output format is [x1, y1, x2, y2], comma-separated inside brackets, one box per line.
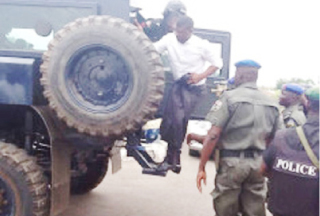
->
[133, 19, 144, 31]
[188, 73, 202, 84]
[186, 133, 193, 145]
[196, 170, 206, 193]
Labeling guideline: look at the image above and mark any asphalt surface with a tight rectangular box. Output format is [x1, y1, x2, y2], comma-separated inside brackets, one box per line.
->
[59, 143, 272, 216]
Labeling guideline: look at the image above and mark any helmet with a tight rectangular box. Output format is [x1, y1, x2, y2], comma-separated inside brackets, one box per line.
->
[163, 0, 187, 17]
[144, 129, 160, 143]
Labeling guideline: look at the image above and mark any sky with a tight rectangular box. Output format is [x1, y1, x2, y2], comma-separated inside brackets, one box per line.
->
[131, 0, 320, 88]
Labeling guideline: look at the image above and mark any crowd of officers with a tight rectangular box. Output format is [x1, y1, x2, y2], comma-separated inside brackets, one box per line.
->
[187, 59, 319, 216]
[195, 62, 319, 216]
[133, 1, 319, 216]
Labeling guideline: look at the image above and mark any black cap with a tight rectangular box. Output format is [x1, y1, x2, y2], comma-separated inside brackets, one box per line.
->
[163, 0, 187, 16]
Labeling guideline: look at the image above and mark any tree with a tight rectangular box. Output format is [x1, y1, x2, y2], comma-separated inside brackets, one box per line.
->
[276, 78, 315, 90]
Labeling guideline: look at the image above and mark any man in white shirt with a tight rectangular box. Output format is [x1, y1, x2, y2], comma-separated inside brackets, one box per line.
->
[154, 16, 223, 174]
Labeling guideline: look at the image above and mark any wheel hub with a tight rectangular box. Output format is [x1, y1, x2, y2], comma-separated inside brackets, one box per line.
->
[67, 45, 133, 112]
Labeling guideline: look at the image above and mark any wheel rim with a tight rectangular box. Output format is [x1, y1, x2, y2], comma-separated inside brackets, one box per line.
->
[0, 178, 16, 216]
[65, 44, 133, 113]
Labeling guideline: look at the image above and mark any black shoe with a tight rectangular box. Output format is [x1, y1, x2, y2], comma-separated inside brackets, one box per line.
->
[157, 161, 172, 172]
[171, 149, 181, 174]
[142, 168, 167, 177]
[171, 165, 181, 174]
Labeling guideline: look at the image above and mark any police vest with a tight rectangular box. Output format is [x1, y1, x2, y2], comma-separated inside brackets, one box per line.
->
[268, 129, 319, 216]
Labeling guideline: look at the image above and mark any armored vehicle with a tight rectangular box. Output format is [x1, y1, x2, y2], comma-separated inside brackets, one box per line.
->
[0, 0, 230, 215]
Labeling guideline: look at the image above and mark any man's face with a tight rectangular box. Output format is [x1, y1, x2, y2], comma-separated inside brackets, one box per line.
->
[279, 89, 299, 107]
[175, 26, 192, 44]
[166, 16, 178, 32]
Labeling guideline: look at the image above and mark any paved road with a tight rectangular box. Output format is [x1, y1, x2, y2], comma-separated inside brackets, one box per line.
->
[60, 143, 271, 216]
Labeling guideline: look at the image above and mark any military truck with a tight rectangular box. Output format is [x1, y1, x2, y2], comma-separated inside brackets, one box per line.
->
[0, 0, 230, 215]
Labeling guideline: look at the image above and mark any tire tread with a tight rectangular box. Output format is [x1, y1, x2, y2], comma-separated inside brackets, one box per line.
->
[41, 15, 164, 137]
[0, 142, 49, 216]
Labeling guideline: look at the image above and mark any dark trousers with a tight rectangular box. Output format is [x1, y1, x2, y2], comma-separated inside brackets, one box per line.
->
[160, 81, 206, 150]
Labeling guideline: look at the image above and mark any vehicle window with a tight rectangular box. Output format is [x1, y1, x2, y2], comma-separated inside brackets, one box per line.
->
[0, 4, 96, 51]
[5, 28, 53, 51]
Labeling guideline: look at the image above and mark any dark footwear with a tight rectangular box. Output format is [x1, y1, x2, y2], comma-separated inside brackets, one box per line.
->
[142, 168, 167, 177]
[156, 161, 172, 172]
[171, 149, 181, 174]
[171, 165, 181, 174]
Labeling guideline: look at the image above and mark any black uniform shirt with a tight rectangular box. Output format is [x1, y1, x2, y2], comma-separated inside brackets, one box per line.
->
[264, 115, 319, 165]
[263, 115, 319, 216]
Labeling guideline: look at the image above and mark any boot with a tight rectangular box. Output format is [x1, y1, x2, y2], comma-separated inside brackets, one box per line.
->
[171, 149, 181, 174]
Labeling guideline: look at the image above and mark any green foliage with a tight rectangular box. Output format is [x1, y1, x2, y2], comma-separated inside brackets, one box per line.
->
[276, 78, 315, 90]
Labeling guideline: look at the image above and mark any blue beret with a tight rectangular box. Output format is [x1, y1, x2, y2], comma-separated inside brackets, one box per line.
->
[282, 83, 304, 95]
[235, 60, 261, 69]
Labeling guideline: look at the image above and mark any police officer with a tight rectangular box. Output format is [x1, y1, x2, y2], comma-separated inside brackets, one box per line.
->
[134, 0, 187, 42]
[279, 83, 306, 127]
[196, 60, 282, 216]
[261, 87, 319, 216]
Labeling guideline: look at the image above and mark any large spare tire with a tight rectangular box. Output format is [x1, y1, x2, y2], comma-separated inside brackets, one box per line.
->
[40, 16, 164, 137]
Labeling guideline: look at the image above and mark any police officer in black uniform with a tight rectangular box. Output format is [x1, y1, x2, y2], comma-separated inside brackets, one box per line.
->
[133, 0, 187, 42]
[261, 87, 319, 216]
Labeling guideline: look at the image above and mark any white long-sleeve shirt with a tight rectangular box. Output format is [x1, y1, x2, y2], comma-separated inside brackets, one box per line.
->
[154, 33, 223, 85]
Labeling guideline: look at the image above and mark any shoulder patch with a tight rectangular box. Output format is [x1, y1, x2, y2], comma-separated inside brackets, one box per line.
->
[212, 100, 223, 112]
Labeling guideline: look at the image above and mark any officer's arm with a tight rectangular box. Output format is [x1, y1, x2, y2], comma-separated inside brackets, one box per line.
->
[197, 96, 228, 192]
[197, 125, 222, 192]
[260, 161, 270, 177]
[199, 126, 222, 172]
[266, 111, 284, 146]
[260, 142, 277, 177]
[186, 133, 206, 145]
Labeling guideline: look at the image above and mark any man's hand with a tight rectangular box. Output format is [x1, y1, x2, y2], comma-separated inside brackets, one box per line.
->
[188, 73, 203, 84]
[188, 66, 219, 85]
[196, 170, 206, 193]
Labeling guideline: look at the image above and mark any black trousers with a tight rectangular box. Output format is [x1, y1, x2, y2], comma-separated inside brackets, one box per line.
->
[160, 81, 206, 150]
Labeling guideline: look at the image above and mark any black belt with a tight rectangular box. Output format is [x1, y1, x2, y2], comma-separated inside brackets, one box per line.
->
[220, 149, 263, 158]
